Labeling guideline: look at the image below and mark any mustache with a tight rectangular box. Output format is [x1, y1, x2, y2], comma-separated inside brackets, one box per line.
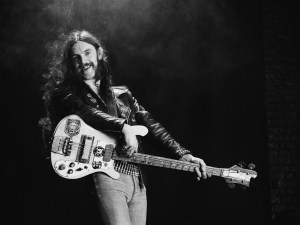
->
[80, 62, 94, 71]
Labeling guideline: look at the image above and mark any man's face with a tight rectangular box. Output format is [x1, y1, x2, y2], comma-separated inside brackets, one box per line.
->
[71, 41, 102, 80]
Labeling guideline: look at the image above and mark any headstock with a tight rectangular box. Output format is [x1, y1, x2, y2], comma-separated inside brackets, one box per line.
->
[223, 162, 257, 188]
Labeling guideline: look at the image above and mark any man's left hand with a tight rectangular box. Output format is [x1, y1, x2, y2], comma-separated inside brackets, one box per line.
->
[180, 154, 211, 180]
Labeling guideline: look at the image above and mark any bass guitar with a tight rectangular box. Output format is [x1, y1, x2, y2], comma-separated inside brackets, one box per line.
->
[51, 115, 257, 187]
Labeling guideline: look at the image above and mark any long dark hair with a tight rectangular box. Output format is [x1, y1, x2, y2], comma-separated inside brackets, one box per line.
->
[42, 30, 112, 106]
[38, 30, 113, 153]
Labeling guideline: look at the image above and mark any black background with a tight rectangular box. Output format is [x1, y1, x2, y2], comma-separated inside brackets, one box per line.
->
[2, 0, 270, 225]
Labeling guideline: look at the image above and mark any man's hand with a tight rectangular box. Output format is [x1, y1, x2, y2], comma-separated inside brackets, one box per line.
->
[121, 124, 139, 157]
[180, 154, 211, 180]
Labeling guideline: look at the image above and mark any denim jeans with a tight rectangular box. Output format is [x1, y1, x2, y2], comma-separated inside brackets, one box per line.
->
[93, 172, 147, 225]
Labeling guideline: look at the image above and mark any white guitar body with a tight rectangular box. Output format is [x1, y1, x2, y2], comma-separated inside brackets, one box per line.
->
[51, 115, 147, 179]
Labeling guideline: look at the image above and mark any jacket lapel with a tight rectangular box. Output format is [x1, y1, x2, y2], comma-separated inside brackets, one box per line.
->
[81, 82, 118, 117]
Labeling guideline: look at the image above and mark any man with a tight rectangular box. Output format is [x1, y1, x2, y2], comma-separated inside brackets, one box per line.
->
[40, 30, 208, 225]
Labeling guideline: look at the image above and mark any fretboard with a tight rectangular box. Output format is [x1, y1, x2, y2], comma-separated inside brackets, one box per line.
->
[113, 153, 226, 177]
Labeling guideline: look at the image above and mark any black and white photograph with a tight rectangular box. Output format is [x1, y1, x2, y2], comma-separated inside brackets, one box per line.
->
[2, 1, 300, 225]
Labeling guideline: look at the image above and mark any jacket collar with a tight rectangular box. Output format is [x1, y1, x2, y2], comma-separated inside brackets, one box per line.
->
[80, 81, 118, 117]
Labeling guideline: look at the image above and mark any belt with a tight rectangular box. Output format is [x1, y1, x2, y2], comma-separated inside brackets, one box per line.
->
[114, 160, 140, 176]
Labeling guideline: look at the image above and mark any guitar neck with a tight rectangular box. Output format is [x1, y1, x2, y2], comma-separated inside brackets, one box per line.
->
[113, 153, 225, 177]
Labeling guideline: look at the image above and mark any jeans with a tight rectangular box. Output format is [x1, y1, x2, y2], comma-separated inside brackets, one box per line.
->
[93, 172, 147, 225]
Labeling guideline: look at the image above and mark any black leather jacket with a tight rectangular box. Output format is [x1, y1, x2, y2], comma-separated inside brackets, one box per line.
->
[50, 81, 190, 159]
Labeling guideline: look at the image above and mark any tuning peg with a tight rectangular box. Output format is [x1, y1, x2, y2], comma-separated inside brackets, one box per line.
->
[227, 183, 235, 189]
[225, 178, 236, 188]
[240, 185, 247, 191]
[238, 161, 246, 168]
[248, 163, 256, 170]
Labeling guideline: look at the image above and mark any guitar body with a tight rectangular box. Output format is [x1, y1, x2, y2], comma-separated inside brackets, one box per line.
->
[51, 115, 121, 179]
[51, 115, 148, 179]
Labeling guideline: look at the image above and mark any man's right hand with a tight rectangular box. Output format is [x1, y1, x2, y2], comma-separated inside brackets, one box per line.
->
[121, 124, 139, 157]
